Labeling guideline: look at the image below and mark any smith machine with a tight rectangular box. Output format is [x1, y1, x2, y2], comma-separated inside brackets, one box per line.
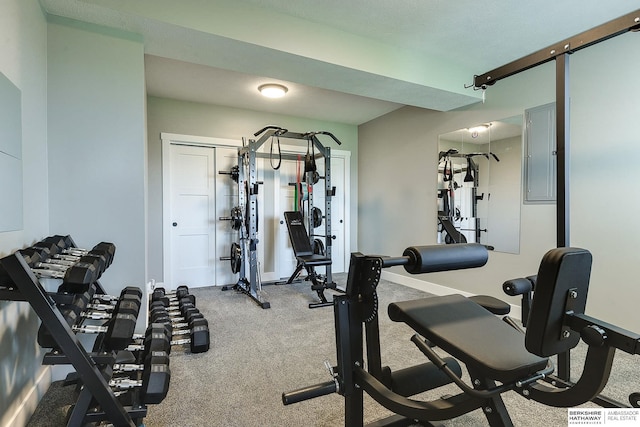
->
[220, 126, 342, 308]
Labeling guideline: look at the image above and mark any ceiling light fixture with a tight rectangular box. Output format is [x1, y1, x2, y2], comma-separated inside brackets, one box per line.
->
[468, 124, 490, 134]
[258, 83, 288, 98]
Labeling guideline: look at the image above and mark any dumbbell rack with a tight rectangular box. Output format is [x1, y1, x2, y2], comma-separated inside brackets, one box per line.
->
[0, 249, 142, 426]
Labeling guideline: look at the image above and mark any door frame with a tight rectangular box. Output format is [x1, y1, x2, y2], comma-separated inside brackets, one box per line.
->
[161, 133, 241, 289]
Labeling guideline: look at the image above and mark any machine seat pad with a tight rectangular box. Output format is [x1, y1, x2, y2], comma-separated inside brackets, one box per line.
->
[296, 254, 332, 267]
[468, 295, 511, 315]
[388, 294, 548, 383]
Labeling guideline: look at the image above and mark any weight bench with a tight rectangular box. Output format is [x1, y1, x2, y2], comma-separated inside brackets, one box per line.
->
[438, 216, 467, 244]
[283, 211, 337, 308]
[284, 244, 639, 426]
[384, 247, 620, 424]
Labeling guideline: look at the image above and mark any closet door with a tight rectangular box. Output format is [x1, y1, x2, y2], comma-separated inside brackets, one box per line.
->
[167, 144, 216, 288]
[276, 158, 300, 279]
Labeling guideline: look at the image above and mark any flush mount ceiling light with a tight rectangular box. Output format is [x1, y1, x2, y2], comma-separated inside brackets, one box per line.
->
[258, 83, 288, 98]
[468, 124, 490, 134]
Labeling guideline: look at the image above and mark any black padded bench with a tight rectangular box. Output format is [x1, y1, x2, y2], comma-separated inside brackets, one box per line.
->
[386, 247, 619, 413]
[389, 294, 547, 384]
[283, 211, 336, 307]
[282, 245, 635, 426]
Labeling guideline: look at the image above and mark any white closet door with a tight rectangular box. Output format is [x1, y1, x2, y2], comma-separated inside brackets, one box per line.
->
[168, 144, 216, 288]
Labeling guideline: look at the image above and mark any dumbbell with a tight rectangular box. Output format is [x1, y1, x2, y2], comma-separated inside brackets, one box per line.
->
[39, 236, 116, 268]
[38, 295, 140, 351]
[151, 285, 195, 307]
[142, 310, 210, 354]
[151, 310, 205, 339]
[68, 291, 140, 322]
[151, 298, 206, 332]
[109, 350, 171, 404]
[57, 283, 142, 308]
[19, 248, 93, 287]
[30, 238, 114, 285]
[24, 247, 101, 289]
[127, 323, 173, 357]
[84, 298, 142, 351]
[37, 290, 141, 350]
[31, 262, 98, 287]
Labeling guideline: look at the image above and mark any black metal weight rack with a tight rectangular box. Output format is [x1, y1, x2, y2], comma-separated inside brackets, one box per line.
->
[0, 239, 144, 427]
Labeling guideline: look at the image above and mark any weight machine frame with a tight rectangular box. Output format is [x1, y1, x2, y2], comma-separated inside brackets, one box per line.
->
[0, 240, 142, 427]
[471, 7, 640, 392]
[222, 126, 341, 309]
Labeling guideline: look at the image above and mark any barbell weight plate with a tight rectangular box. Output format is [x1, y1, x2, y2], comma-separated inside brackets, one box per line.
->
[311, 207, 323, 228]
[230, 206, 243, 230]
[313, 238, 325, 256]
[230, 242, 242, 274]
[230, 165, 239, 183]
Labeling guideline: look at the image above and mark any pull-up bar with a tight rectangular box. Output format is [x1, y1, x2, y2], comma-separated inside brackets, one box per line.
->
[470, 9, 639, 381]
[473, 11, 640, 90]
[253, 126, 342, 146]
[472, 9, 640, 249]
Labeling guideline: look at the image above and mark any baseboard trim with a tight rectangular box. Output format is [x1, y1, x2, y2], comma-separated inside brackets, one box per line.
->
[381, 271, 521, 321]
[3, 366, 52, 427]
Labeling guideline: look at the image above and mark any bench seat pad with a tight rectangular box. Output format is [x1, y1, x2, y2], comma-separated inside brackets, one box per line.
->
[388, 294, 548, 383]
[296, 254, 332, 266]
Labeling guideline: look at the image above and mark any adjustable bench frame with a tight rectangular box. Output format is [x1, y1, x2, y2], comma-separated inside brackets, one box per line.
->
[283, 210, 338, 308]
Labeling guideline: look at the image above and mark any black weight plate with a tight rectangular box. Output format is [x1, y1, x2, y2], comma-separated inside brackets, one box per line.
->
[230, 242, 241, 274]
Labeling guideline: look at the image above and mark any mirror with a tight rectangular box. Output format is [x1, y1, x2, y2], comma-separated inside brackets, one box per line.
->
[437, 116, 522, 254]
[0, 71, 23, 232]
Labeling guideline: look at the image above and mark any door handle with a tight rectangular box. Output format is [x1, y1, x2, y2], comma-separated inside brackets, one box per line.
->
[280, 220, 284, 224]
[172, 222, 178, 227]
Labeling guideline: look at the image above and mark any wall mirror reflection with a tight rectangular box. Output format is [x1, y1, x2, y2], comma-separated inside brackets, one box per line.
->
[437, 115, 523, 254]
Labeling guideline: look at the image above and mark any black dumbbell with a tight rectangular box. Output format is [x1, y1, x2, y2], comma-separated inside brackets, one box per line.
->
[152, 308, 204, 336]
[64, 291, 141, 351]
[40, 236, 116, 268]
[141, 311, 210, 354]
[109, 350, 171, 404]
[126, 323, 173, 357]
[31, 238, 113, 286]
[151, 285, 195, 307]
[154, 299, 205, 329]
[29, 256, 99, 290]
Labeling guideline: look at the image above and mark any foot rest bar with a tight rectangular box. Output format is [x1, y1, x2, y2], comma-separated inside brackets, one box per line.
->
[282, 380, 337, 405]
[390, 359, 462, 397]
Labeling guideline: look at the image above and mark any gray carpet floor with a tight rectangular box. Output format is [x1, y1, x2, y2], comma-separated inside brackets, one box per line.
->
[27, 275, 639, 426]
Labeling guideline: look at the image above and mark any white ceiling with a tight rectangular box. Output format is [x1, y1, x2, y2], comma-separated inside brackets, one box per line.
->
[40, 0, 640, 125]
[143, 55, 404, 125]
